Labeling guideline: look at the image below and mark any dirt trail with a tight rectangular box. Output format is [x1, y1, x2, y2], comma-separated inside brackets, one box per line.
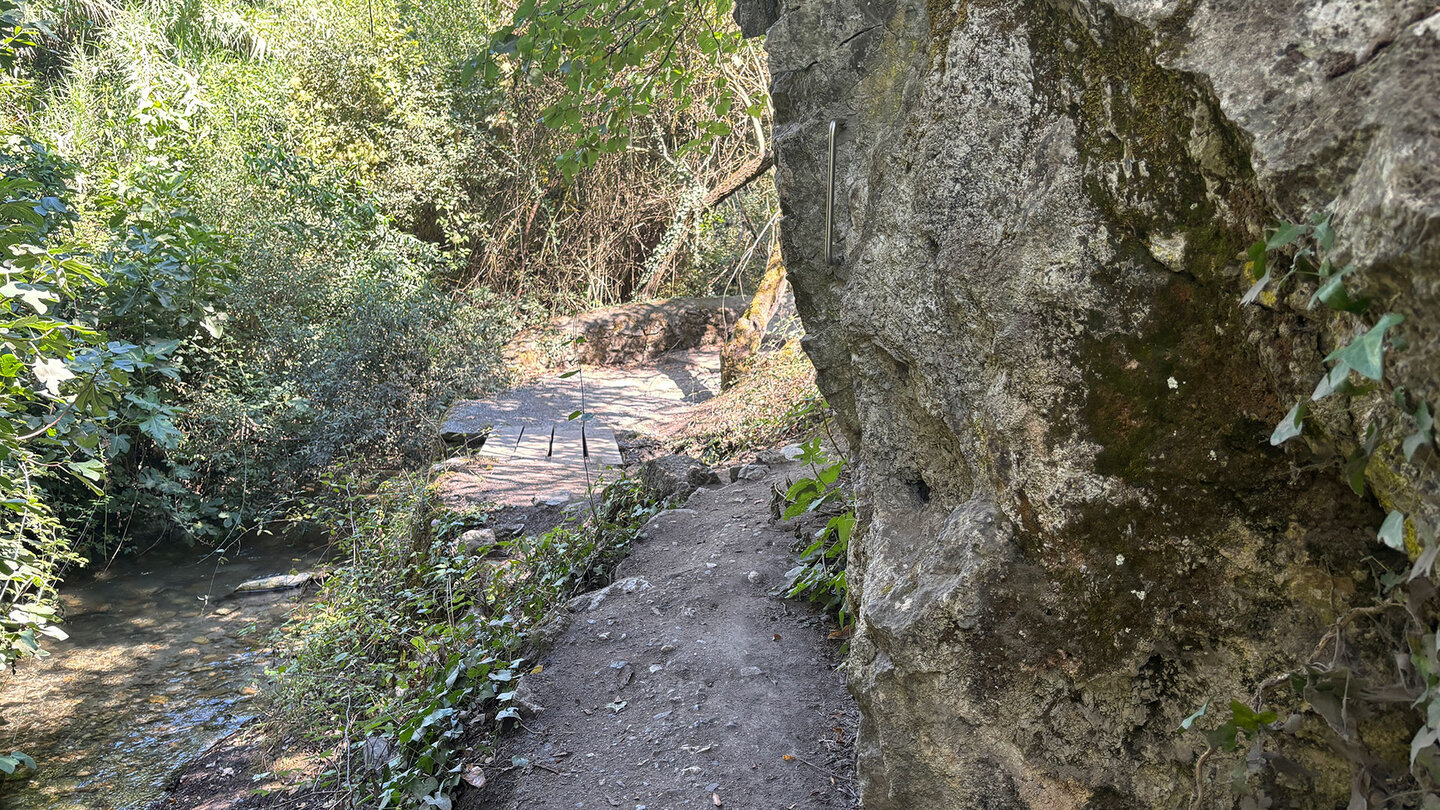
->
[464, 459, 856, 810]
[149, 347, 855, 810]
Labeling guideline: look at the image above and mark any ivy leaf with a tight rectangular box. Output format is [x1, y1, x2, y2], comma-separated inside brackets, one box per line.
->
[1411, 533, 1440, 582]
[1313, 216, 1334, 252]
[1179, 699, 1209, 733]
[1311, 365, 1348, 402]
[1265, 222, 1308, 250]
[1378, 510, 1406, 551]
[1229, 700, 1278, 733]
[1271, 401, 1308, 446]
[1403, 402, 1434, 462]
[1208, 721, 1240, 752]
[1344, 446, 1370, 496]
[1310, 273, 1368, 314]
[1325, 313, 1404, 381]
[1412, 726, 1440, 766]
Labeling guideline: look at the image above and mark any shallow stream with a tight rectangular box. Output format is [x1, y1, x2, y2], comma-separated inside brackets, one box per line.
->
[0, 533, 327, 809]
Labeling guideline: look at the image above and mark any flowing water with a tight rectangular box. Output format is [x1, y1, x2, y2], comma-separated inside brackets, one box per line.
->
[0, 534, 327, 809]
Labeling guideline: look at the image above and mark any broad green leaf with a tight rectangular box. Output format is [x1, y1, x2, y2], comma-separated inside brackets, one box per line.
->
[66, 458, 104, 482]
[1270, 400, 1308, 446]
[1413, 725, 1440, 765]
[1208, 721, 1239, 752]
[1265, 222, 1307, 250]
[1379, 510, 1406, 551]
[1325, 312, 1404, 381]
[1310, 273, 1367, 313]
[1310, 364, 1350, 401]
[1344, 446, 1369, 496]
[1313, 216, 1334, 251]
[1404, 402, 1434, 462]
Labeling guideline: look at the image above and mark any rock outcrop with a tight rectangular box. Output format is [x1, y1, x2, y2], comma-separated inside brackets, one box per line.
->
[505, 297, 740, 373]
[743, 0, 1440, 805]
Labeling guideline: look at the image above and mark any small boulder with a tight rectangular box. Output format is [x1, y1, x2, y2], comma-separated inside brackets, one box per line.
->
[566, 576, 651, 612]
[757, 444, 807, 465]
[510, 678, 546, 718]
[495, 522, 527, 540]
[737, 463, 769, 481]
[640, 454, 710, 500]
[452, 528, 496, 556]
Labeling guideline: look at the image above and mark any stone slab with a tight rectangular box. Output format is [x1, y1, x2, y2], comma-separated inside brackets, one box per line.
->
[513, 424, 554, 461]
[477, 423, 524, 461]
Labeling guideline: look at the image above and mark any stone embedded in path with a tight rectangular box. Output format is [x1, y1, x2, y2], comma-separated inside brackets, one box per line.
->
[566, 576, 651, 613]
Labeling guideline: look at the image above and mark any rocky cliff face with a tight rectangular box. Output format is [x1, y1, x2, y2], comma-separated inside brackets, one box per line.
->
[743, 0, 1440, 805]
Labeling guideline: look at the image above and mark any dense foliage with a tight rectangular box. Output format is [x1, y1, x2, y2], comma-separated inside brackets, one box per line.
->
[0, 0, 770, 679]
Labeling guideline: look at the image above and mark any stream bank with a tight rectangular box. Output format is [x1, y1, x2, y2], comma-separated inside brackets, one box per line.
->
[0, 533, 328, 810]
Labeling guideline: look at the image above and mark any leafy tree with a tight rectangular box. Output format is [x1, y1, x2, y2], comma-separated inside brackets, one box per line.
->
[470, 0, 758, 177]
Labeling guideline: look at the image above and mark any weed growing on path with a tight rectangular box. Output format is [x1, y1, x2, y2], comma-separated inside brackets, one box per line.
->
[778, 436, 855, 628]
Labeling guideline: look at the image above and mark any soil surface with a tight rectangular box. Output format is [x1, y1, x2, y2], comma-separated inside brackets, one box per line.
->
[460, 458, 856, 810]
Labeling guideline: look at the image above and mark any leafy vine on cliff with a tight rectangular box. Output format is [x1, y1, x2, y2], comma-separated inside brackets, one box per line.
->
[1181, 213, 1440, 805]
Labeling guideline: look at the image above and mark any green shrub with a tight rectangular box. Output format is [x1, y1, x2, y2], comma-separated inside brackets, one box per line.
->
[268, 470, 660, 807]
[779, 435, 855, 627]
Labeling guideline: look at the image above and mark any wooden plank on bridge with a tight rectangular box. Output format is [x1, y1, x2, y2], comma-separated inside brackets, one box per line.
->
[477, 423, 524, 461]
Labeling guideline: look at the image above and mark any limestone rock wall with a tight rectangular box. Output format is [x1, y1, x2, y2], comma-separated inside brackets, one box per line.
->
[746, 0, 1440, 805]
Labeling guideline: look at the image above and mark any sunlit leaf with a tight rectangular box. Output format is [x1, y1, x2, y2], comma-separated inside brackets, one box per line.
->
[1379, 510, 1406, 551]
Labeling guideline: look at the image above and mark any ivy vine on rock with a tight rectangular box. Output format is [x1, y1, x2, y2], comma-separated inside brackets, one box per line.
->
[1178, 213, 1440, 803]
